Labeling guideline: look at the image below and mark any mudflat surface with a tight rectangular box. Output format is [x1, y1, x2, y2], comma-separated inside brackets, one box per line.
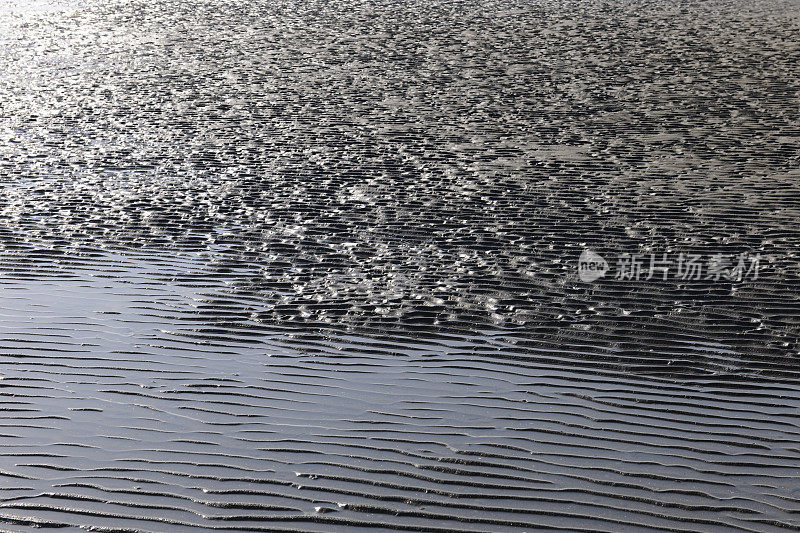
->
[0, 0, 799, 531]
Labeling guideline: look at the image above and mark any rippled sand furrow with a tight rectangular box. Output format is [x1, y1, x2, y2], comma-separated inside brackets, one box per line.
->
[1, 0, 799, 530]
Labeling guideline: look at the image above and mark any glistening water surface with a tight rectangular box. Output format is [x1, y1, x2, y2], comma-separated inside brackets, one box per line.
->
[0, 0, 799, 531]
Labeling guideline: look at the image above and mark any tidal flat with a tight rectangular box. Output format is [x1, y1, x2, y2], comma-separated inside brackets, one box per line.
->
[0, 0, 799, 531]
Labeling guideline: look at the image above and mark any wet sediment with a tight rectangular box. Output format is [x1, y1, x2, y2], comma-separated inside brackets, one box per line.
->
[0, 0, 799, 531]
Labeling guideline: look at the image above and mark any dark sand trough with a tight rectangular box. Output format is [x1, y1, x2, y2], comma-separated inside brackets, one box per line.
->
[0, 0, 799, 531]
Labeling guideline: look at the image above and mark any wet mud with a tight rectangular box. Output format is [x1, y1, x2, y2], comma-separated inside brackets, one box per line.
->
[0, 0, 799, 531]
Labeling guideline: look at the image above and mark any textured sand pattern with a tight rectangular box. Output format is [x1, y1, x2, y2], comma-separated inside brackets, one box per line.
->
[0, 0, 799, 531]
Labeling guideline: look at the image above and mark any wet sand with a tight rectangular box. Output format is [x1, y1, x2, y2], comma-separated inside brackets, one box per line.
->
[0, 0, 799, 531]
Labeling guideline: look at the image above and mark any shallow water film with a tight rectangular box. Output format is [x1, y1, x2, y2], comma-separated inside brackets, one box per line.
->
[1, 0, 799, 531]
